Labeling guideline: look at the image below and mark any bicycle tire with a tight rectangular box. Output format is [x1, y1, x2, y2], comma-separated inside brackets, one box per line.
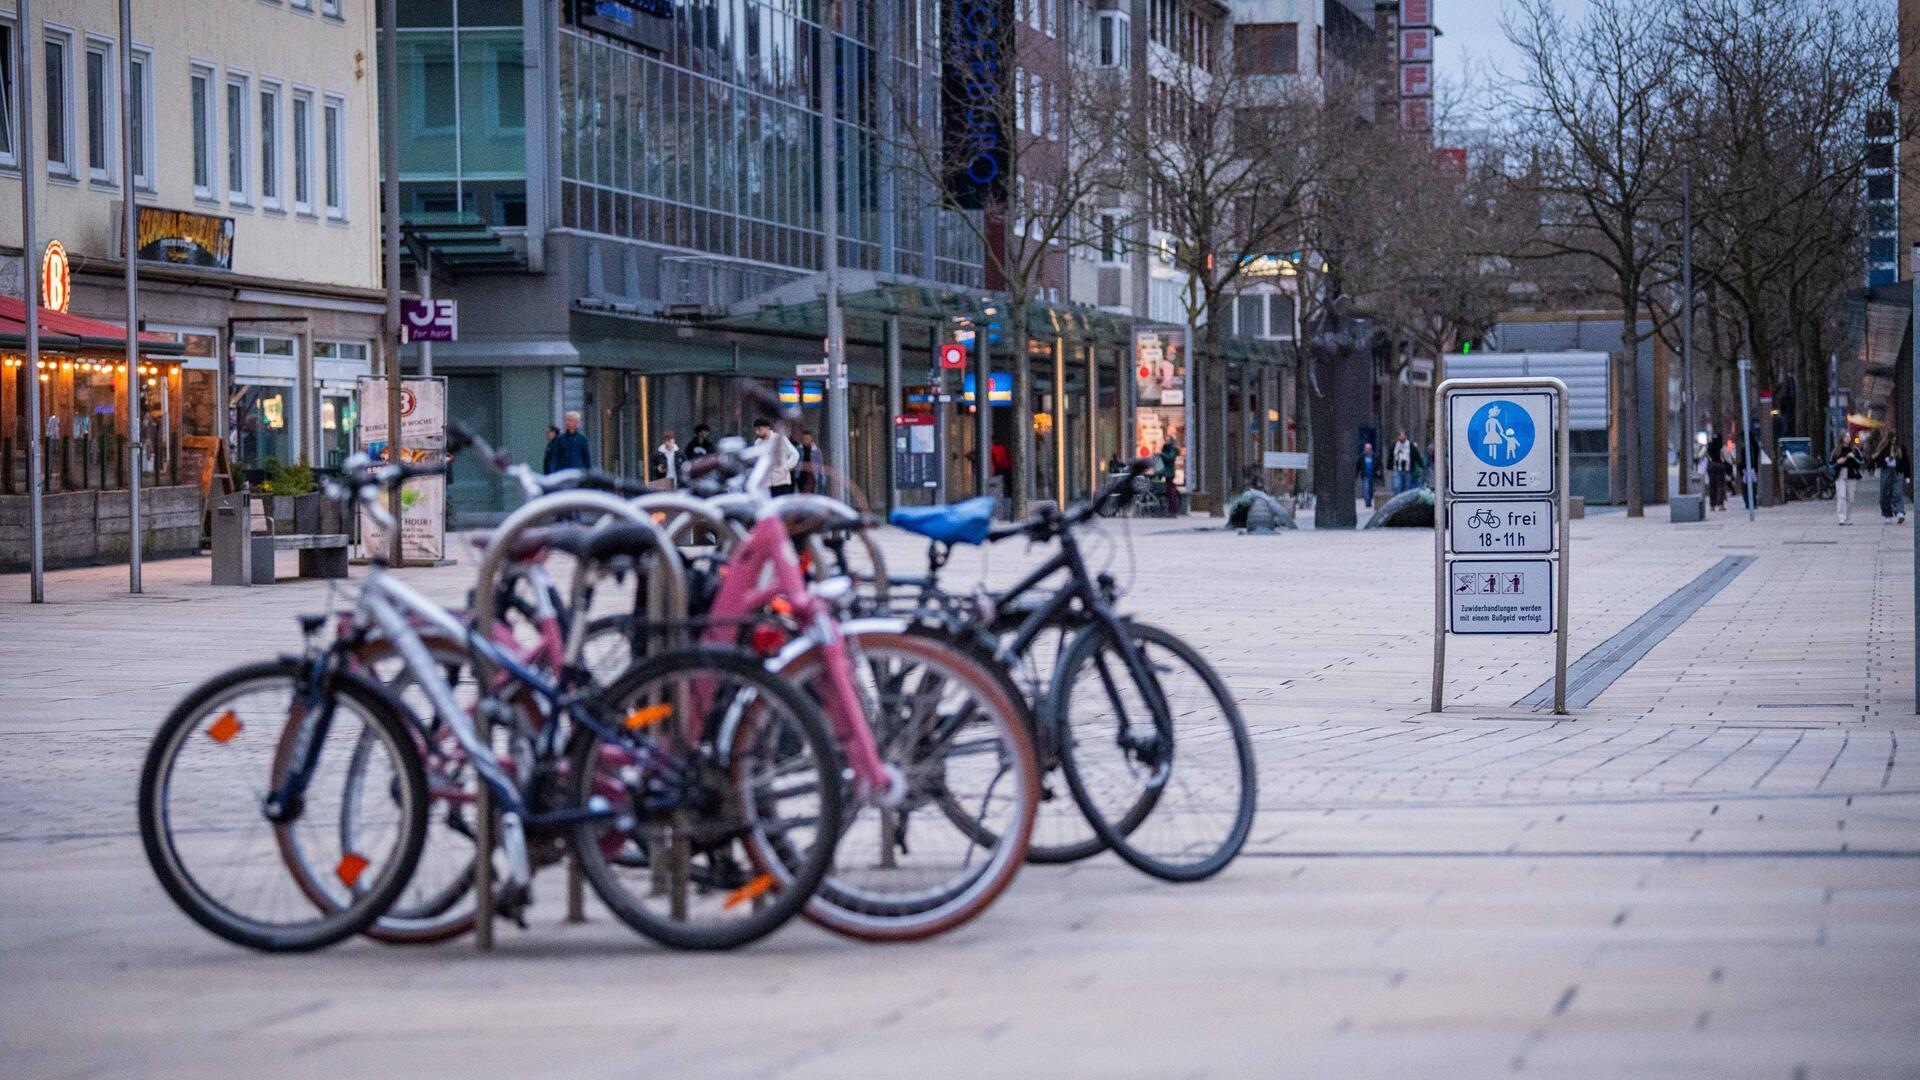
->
[569, 648, 845, 950]
[138, 658, 430, 952]
[771, 630, 1038, 941]
[1052, 621, 1256, 883]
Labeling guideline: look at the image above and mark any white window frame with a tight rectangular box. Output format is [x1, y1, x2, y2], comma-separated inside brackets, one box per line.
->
[225, 70, 252, 206]
[321, 0, 344, 19]
[190, 63, 216, 201]
[43, 26, 76, 179]
[128, 45, 154, 192]
[322, 92, 347, 220]
[291, 0, 315, 11]
[259, 79, 282, 211]
[291, 87, 315, 216]
[1044, 0, 1057, 38]
[1098, 10, 1130, 69]
[0, 15, 18, 171]
[84, 35, 116, 185]
[1098, 209, 1128, 266]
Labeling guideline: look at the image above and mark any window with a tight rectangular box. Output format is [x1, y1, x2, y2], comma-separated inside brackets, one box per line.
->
[1233, 23, 1298, 75]
[44, 30, 73, 177]
[292, 0, 314, 9]
[321, 0, 343, 17]
[259, 82, 281, 209]
[226, 73, 250, 203]
[191, 66, 215, 199]
[129, 47, 153, 190]
[0, 18, 15, 169]
[291, 90, 314, 214]
[1044, 0, 1057, 38]
[1098, 11, 1130, 69]
[1098, 210, 1127, 265]
[322, 93, 345, 219]
[85, 39, 113, 182]
[1028, 72, 1043, 135]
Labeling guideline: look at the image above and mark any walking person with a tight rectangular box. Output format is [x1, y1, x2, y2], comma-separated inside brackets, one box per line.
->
[541, 425, 561, 473]
[1705, 433, 1731, 511]
[794, 430, 825, 494]
[1875, 438, 1909, 524]
[1832, 436, 1865, 525]
[753, 417, 801, 496]
[1159, 438, 1182, 516]
[548, 411, 592, 472]
[686, 423, 716, 464]
[651, 429, 685, 489]
[1390, 431, 1418, 494]
[1356, 442, 1379, 507]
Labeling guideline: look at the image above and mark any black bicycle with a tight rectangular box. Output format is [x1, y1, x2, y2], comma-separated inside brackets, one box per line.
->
[882, 463, 1258, 882]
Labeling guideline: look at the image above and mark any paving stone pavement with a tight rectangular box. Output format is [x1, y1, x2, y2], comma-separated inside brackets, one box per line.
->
[1, 499, 1916, 1078]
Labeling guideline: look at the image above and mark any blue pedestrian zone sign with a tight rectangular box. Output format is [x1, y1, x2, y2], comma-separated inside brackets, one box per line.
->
[1466, 399, 1536, 468]
[1447, 389, 1556, 495]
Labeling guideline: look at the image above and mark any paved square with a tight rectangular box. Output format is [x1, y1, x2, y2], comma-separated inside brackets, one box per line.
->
[2, 501, 1915, 1078]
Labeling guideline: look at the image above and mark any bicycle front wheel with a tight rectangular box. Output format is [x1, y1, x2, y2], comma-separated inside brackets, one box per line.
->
[138, 659, 429, 952]
[1052, 622, 1256, 882]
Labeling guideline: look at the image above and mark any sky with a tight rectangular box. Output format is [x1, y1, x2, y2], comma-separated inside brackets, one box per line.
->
[1433, 0, 1588, 105]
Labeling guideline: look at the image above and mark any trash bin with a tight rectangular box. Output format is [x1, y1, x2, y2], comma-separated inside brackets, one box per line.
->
[210, 490, 252, 586]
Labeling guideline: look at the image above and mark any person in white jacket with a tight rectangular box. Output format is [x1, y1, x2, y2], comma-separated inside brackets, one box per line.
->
[753, 417, 801, 495]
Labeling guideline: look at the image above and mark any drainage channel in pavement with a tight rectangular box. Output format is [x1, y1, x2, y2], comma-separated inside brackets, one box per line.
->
[1513, 555, 1757, 712]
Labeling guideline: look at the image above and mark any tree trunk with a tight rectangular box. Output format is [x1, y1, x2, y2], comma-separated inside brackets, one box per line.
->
[1619, 307, 1644, 517]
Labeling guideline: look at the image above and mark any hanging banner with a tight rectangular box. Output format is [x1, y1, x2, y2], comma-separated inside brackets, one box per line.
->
[355, 376, 447, 563]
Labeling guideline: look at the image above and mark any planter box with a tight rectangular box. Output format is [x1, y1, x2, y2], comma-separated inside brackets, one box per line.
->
[0, 485, 202, 571]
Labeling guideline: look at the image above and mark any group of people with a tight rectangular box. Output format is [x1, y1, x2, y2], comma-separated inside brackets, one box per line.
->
[1700, 432, 1910, 526]
[1356, 431, 1430, 505]
[542, 412, 828, 496]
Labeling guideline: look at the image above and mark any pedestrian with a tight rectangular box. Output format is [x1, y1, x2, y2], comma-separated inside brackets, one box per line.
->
[1159, 438, 1182, 515]
[541, 425, 561, 473]
[753, 417, 800, 496]
[794, 430, 825, 494]
[990, 441, 1013, 500]
[1832, 436, 1865, 525]
[651, 428, 685, 489]
[1875, 437, 1909, 524]
[1356, 441, 1379, 506]
[1705, 433, 1731, 511]
[686, 423, 716, 464]
[1390, 430, 1417, 494]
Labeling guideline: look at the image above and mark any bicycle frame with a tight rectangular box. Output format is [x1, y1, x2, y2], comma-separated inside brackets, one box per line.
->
[701, 514, 894, 797]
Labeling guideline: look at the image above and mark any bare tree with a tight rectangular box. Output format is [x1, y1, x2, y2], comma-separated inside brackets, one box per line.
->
[1504, 0, 1685, 516]
[882, 5, 1127, 514]
[1094, 38, 1320, 495]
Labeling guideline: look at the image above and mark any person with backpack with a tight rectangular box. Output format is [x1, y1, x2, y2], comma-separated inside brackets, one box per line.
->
[1832, 436, 1865, 525]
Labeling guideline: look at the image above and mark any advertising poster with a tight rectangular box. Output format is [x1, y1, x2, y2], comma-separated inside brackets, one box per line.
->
[356, 377, 447, 562]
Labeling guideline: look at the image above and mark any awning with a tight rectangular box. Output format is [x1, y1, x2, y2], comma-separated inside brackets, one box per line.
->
[397, 212, 527, 274]
[1847, 414, 1886, 430]
[0, 295, 186, 356]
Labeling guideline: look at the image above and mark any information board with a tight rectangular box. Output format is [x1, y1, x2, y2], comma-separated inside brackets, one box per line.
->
[1447, 497, 1554, 555]
[893, 415, 940, 489]
[1447, 559, 1555, 634]
[1446, 389, 1557, 495]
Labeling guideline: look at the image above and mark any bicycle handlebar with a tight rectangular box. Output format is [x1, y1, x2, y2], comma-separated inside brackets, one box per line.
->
[987, 456, 1158, 543]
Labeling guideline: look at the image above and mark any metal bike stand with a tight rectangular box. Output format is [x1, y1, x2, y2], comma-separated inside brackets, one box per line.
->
[467, 491, 675, 951]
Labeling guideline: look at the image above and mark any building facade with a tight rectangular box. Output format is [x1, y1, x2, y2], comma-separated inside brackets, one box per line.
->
[1, 0, 384, 490]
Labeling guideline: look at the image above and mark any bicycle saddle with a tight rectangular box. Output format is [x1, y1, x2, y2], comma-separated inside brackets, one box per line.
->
[889, 496, 996, 546]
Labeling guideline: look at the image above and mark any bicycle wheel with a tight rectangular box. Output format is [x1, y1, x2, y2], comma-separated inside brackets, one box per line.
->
[312, 637, 537, 945]
[138, 659, 429, 952]
[1052, 621, 1256, 882]
[570, 649, 844, 950]
[772, 631, 1039, 941]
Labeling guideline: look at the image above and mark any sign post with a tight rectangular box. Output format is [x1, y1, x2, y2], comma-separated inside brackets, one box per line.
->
[1432, 377, 1571, 713]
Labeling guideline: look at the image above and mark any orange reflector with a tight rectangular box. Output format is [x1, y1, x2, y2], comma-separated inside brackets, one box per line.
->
[723, 874, 777, 910]
[206, 712, 242, 743]
[769, 596, 794, 616]
[624, 704, 673, 730]
[651, 511, 667, 524]
[337, 853, 370, 888]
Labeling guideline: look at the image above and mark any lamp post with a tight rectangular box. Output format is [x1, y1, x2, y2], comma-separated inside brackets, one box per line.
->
[1678, 163, 1693, 497]
[820, 0, 849, 502]
[1737, 355, 1756, 523]
[121, 0, 142, 593]
[17, 0, 45, 602]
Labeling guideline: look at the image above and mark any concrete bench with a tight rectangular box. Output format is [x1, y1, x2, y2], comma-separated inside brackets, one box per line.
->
[212, 489, 351, 585]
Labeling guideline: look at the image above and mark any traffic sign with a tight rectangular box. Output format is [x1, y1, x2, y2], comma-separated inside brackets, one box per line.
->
[1447, 389, 1556, 495]
[939, 343, 966, 369]
[1447, 497, 1554, 555]
[795, 362, 830, 376]
[1447, 559, 1554, 634]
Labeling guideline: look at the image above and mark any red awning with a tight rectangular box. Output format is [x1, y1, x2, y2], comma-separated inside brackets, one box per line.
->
[0, 295, 186, 355]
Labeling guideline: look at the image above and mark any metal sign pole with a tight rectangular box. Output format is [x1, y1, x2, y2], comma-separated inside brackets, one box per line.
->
[381, 0, 405, 568]
[18, 0, 46, 603]
[1555, 386, 1570, 714]
[121, 0, 142, 594]
[1737, 356, 1756, 523]
[1429, 380, 1447, 712]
